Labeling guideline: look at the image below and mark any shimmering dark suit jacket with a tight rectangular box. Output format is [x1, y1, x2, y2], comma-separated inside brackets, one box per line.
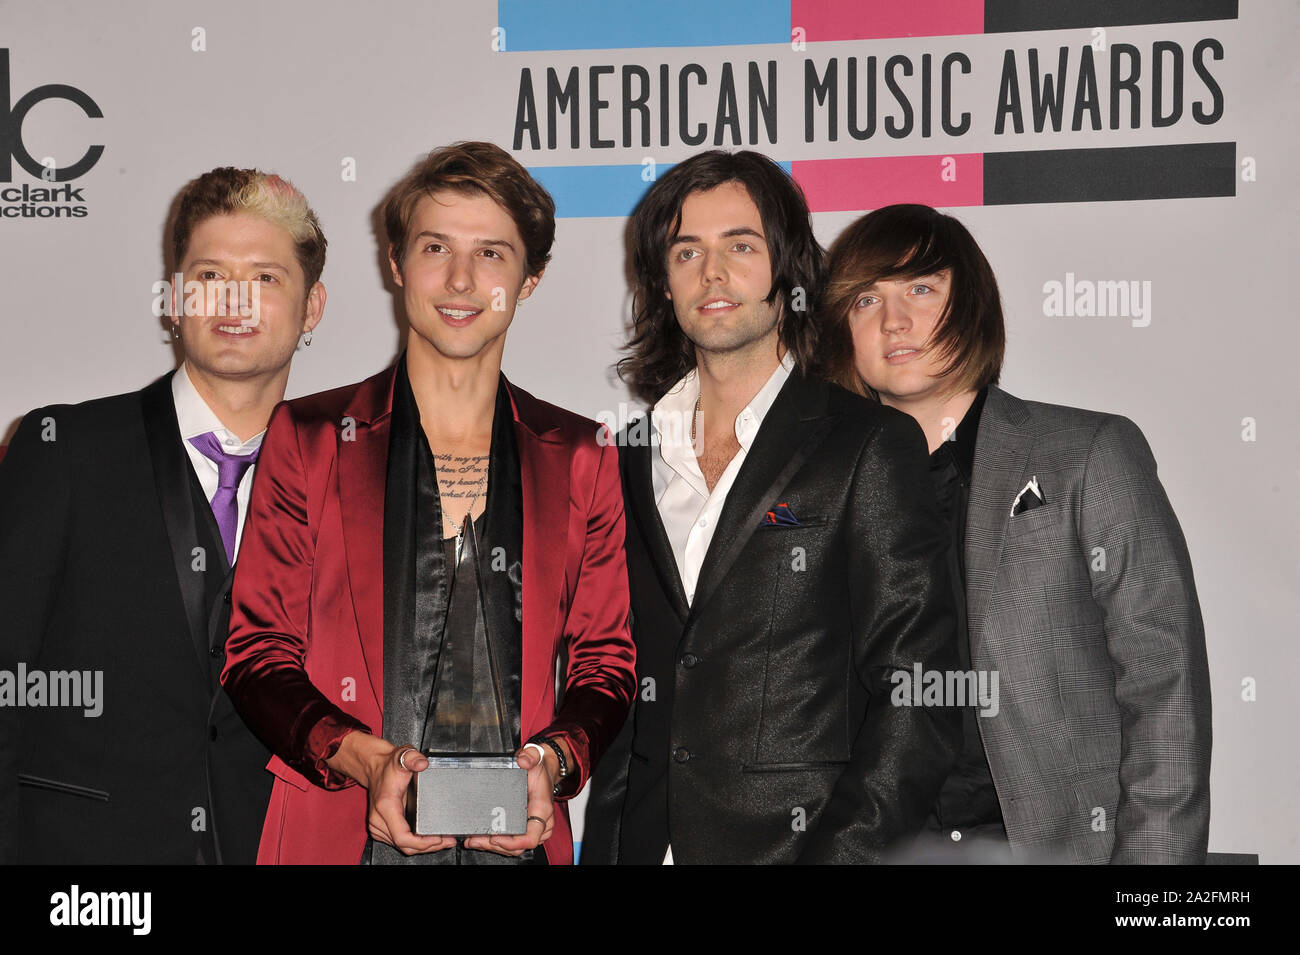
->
[221, 363, 636, 865]
[583, 369, 962, 864]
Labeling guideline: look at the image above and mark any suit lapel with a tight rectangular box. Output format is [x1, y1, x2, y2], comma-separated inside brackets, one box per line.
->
[140, 372, 211, 678]
[506, 380, 569, 736]
[689, 371, 836, 622]
[623, 438, 689, 624]
[964, 385, 1034, 652]
[338, 366, 398, 712]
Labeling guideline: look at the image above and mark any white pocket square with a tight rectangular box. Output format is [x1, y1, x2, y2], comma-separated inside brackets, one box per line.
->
[1010, 476, 1046, 517]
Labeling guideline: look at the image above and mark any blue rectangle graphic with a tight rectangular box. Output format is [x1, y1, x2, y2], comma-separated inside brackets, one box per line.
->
[530, 161, 792, 218]
[499, 0, 790, 51]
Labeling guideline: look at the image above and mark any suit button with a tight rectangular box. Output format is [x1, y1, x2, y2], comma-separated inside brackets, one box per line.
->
[209, 725, 218, 741]
[681, 653, 698, 669]
[222, 591, 231, 604]
[209, 645, 223, 659]
[672, 747, 690, 763]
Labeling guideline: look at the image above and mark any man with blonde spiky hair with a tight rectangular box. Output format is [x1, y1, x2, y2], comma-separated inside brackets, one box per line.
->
[0, 166, 327, 864]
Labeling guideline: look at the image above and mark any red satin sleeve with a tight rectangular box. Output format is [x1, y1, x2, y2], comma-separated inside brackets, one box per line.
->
[221, 401, 370, 790]
[535, 432, 636, 799]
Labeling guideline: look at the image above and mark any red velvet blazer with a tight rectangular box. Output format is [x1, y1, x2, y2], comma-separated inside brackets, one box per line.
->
[221, 363, 635, 865]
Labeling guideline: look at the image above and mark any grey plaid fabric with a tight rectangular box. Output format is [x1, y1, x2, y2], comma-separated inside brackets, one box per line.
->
[964, 386, 1211, 864]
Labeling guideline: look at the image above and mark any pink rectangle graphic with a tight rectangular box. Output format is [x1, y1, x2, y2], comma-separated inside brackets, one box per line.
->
[793, 154, 984, 213]
[791, 0, 984, 41]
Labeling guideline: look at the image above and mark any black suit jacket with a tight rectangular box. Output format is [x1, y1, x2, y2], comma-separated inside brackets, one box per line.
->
[583, 369, 962, 864]
[0, 372, 272, 863]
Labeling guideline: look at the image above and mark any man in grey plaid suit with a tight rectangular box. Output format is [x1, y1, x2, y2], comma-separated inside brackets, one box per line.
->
[822, 204, 1211, 864]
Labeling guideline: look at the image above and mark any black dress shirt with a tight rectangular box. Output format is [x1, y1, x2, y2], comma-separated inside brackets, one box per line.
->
[368, 353, 535, 866]
[923, 388, 1007, 838]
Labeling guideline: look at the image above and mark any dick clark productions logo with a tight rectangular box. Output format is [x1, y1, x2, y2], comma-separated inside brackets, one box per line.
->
[0, 48, 103, 183]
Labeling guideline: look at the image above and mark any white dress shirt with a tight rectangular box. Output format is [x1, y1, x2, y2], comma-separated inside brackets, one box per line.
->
[651, 350, 794, 605]
[649, 350, 794, 863]
[171, 362, 265, 562]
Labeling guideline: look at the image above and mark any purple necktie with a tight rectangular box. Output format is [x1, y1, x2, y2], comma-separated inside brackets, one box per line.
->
[188, 431, 260, 563]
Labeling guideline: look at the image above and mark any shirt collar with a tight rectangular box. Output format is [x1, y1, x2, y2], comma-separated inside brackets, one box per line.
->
[172, 362, 265, 453]
[651, 350, 795, 455]
[736, 350, 794, 450]
[929, 386, 987, 480]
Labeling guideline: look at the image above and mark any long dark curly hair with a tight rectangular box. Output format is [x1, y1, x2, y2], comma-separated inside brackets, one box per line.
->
[617, 150, 827, 405]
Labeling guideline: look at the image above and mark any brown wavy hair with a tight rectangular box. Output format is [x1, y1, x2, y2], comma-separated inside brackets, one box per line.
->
[822, 204, 1005, 399]
[617, 150, 827, 405]
[383, 141, 555, 278]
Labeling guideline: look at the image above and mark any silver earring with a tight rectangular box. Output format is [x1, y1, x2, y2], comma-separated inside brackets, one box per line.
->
[303, 331, 313, 347]
[171, 323, 181, 341]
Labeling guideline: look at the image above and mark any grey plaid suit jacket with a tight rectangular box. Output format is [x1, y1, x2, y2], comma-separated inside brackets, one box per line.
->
[967, 386, 1211, 864]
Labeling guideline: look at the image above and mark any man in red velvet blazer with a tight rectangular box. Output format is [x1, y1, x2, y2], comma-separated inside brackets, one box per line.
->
[221, 143, 635, 865]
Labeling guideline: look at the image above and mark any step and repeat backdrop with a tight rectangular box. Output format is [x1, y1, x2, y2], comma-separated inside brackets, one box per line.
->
[2, 1, 1295, 861]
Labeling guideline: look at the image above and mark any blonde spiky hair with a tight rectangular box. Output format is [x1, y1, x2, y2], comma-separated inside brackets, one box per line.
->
[171, 167, 327, 287]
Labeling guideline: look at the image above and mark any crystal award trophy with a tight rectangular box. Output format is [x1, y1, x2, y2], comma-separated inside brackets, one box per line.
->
[410, 515, 528, 836]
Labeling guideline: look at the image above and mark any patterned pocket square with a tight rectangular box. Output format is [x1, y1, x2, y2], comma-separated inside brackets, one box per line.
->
[760, 502, 801, 527]
[1010, 476, 1046, 517]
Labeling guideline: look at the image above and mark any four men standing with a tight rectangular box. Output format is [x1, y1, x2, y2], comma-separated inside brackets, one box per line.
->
[0, 150, 1211, 865]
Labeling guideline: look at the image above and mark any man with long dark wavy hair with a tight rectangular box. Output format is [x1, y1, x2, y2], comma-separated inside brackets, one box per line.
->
[583, 151, 962, 864]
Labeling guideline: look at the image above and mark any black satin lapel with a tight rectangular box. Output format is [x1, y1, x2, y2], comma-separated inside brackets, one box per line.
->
[623, 437, 689, 624]
[140, 372, 211, 677]
[479, 378, 523, 750]
[688, 373, 837, 621]
[382, 357, 444, 752]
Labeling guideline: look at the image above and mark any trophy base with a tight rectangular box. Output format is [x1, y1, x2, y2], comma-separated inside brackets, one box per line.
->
[411, 755, 528, 836]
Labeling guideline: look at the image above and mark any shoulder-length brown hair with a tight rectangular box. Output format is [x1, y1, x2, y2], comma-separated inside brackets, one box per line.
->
[822, 204, 1005, 399]
[617, 150, 827, 405]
